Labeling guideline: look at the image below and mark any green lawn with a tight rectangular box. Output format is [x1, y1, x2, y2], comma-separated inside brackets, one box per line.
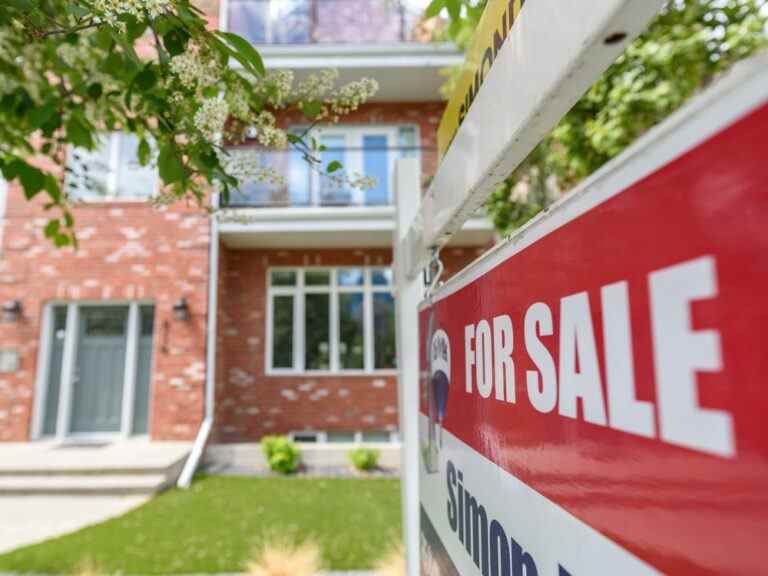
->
[0, 475, 401, 574]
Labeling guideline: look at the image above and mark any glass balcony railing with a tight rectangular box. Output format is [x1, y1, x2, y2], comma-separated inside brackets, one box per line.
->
[226, 0, 431, 45]
[222, 146, 423, 208]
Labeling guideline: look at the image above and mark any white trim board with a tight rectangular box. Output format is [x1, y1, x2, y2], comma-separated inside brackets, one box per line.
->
[419, 52, 768, 309]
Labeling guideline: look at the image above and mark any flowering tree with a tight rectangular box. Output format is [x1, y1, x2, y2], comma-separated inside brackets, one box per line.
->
[0, 0, 379, 245]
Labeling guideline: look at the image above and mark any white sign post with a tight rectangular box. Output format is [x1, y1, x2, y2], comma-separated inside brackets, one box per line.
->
[402, 0, 666, 279]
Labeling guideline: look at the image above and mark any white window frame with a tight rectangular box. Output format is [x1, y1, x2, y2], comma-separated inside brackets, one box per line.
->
[30, 300, 156, 442]
[266, 267, 396, 376]
[67, 132, 157, 202]
[289, 430, 399, 444]
[291, 124, 420, 207]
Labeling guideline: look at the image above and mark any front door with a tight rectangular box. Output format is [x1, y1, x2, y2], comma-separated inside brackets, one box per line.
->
[70, 306, 129, 434]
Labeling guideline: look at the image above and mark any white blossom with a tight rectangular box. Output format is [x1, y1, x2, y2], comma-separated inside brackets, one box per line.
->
[169, 51, 220, 89]
[193, 97, 229, 140]
[93, 0, 170, 25]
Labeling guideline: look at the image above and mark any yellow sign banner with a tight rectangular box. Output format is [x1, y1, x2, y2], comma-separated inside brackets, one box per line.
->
[437, 0, 526, 159]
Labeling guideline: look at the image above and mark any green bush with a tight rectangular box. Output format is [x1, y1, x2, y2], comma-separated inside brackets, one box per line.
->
[261, 436, 301, 475]
[349, 447, 380, 472]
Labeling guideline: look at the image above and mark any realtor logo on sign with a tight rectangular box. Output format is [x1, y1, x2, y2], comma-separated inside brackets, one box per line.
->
[423, 329, 451, 474]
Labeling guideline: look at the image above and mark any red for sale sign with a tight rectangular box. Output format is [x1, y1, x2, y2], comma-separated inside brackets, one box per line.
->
[418, 91, 768, 573]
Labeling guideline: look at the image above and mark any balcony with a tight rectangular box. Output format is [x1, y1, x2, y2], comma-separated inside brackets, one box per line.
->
[222, 145, 419, 209]
[226, 0, 430, 46]
[217, 144, 496, 249]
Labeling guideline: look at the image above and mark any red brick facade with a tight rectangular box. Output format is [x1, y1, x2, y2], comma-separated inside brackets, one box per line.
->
[0, 188, 210, 441]
[213, 245, 483, 442]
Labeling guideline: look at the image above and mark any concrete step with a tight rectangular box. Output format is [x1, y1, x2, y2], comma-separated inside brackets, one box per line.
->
[0, 473, 171, 496]
[0, 455, 188, 477]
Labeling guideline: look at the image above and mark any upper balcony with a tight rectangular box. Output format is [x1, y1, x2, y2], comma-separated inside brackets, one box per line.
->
[216, 142, 495, 249]
[226, 0, 425, 46]
[221, 0, 462, 101]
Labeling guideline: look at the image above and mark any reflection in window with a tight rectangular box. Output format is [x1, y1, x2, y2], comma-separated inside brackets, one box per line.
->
[339, 293, 364, 370]
[363, 135, 389, 206]
[305, 293, 330, 370]
[272, 295, 294, 368]
[374, 293, 396, 369]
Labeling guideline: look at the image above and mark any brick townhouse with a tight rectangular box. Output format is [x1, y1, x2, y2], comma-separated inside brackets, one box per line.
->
[0, 0, 494, 453]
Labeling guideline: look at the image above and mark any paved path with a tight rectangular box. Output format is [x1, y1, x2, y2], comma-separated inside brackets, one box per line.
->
[0, 495, 148, 554]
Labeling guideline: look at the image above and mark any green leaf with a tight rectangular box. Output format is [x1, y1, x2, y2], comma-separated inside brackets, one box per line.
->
[44, 219, 60, 239]
[287, 134, 303, 145]
[216, 31, 265, 77]
[158, 143, 184, 184]
[16, 162, 45, 199]
[425, 0, 445, 19]
[65, 114, 93, 149]
[137, 138, 151, 166]
[28, 102, 57, 129]
[163, 28, 190, 57]
[133, 67, 157, 91]
[301, 101, 323, 119]
[445, 0, 461, 21]
[87, 83, 103, 100]
[326, 160, 342, 173]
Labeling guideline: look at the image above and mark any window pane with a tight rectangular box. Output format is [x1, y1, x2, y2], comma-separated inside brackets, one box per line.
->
[319, 135, 349, 205]
[305, 270, 330, 286]
[269, 0, 311, 43]
[272, 295, 294, 368]
[134, 305, 155, 435]
[339, 293, 364, 370]
[43, 306, 68, 436]
[228, 0, 268, 43]
[371, 268, 392, 286]
[327, 431, 356, 443]
[363, 135, 389, 206]
[362, 430, 391, 442]
[116, 133, 155, 198]
[66, 135, 111, 199]
[374, 293, 396, 369]
[293, 432, 318, 443]
[338, 268, 364, 287]
[270, 270, 296, 286]
[305, 293, 330, 370]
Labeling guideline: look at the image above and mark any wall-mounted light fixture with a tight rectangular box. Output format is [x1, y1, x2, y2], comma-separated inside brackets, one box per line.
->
[1, 300, 22, 323]
[172, 298, 190, 321]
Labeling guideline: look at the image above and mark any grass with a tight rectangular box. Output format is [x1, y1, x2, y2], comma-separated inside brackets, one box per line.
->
[0, 475, 401, 574]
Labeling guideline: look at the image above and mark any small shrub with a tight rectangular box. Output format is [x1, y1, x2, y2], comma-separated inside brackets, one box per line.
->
[261, 436, 301, 475]
[246, 536, 321, 576]
[349, 447, 380, 472]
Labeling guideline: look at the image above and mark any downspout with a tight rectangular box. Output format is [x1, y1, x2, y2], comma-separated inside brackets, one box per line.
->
[178, 204, 220, 488]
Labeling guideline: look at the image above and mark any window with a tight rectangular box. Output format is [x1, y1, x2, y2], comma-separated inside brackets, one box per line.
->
[267, 267, 396, 373]
[66, 132, 156, 200]
[290, 430, 398, 444]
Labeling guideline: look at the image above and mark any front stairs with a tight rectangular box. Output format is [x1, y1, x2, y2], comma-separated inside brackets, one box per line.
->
[0, 441, 191, 496]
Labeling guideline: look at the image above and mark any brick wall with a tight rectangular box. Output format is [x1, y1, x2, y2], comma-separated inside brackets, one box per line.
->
[0, 187, 210, 441]
[213, 245, 484, 442]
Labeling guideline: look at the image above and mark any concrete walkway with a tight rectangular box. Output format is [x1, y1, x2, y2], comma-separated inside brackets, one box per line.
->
[0, 494, 148, 554]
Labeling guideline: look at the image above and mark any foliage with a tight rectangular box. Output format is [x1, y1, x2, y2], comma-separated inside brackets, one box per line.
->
[0, 1, 378, 246]
[430, 0, 768, 234]
[349, 447, 381, 471]
[0, 476, 402, 572]
[261, 435, 301, 474]
[246, 536, 322, 576]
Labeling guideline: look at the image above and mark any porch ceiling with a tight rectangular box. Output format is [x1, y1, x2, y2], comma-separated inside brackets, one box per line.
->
[258, 43, 463, 102]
